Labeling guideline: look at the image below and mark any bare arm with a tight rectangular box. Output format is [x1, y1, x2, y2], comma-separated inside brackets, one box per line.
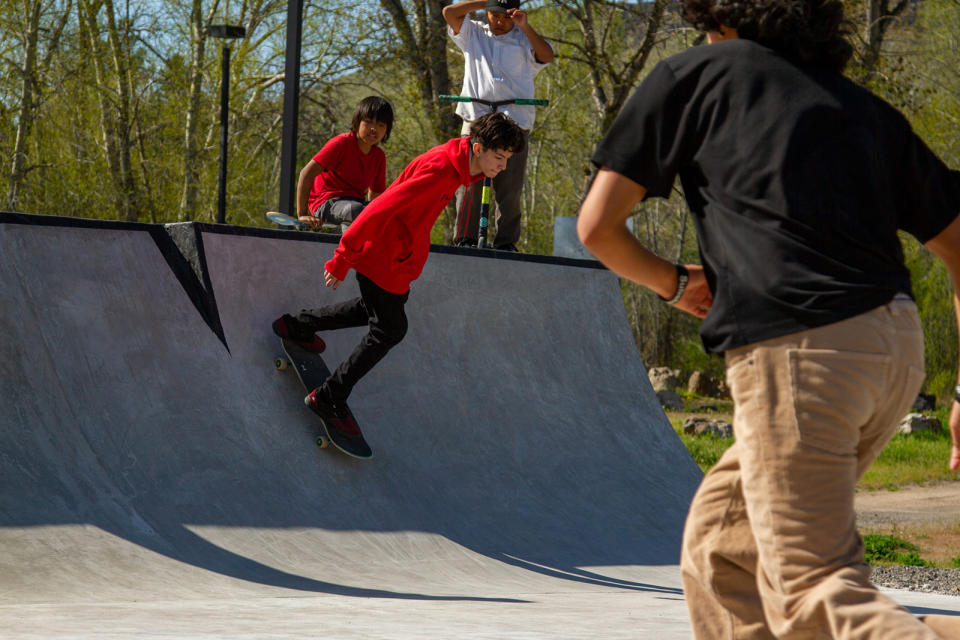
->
[923, 213, 960, 471]
[577, 167, 712, 318]
[296, 159, 324, 218]
[442, 0, 486, 35]
[509, 9, 554, 64]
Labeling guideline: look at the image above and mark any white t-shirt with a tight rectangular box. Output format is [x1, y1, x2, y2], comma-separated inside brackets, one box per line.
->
[448, 17, 548, 130]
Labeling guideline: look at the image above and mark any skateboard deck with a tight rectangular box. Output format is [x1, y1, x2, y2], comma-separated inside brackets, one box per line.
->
[275, 337, 372, 459]
[266, 211, 311, 230]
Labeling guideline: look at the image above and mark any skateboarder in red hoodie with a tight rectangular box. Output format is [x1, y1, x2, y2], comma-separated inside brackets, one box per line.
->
[273, 111, 526, 434]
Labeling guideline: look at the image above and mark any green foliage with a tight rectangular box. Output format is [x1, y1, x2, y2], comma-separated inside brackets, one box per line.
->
[859, 406, 957, 489]
[674, 429, 732, 473]
[863, 534, 930, 567]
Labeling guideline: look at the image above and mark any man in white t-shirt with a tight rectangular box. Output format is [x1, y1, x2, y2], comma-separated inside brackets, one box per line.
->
[443, 0, 553, 251]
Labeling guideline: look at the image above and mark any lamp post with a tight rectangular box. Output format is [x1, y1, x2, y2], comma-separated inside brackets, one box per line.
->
[207, 24, 246, 224]
[278, 0, 304, 216]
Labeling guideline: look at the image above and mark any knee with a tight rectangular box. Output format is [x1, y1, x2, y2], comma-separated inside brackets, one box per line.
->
[347, 200, 365, 216]
[373, 315, 407, 347]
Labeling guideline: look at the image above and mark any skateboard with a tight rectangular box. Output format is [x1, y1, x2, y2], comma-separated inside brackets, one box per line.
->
[266, 211, 312, 230]
[274, 337, 373, 459]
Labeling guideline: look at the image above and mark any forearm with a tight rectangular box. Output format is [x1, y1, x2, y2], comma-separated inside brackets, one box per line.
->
[951, 295, 960, 470]
[443, 0, 485, 31]
[923, 213, 960, 470]
[296, 160, 323, 217]
[296, 178, 311, 217]
[577, 168, 676, 297]
[519, 24, 554, 64]
[582, 221, 680, 298]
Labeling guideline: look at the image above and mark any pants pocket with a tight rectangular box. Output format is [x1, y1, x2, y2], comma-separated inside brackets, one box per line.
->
[787, 348, 891, 455]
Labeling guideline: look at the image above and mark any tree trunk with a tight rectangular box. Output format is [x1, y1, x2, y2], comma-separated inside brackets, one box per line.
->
[7, 1, 41, 211]
[556, 0, 670, 134]
[102, 0, 138, 221]
[860, 0, 911, 83]
[179, 0, 208, 221]
[378, 0, 458, 142]
[78, 0, 141, 221]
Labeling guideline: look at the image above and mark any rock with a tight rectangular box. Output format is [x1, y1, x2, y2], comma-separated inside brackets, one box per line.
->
[688, 371, 727, 397]
[912, 393, 936, 412]
[898, 413, 942, 435]
[682, 416, 733, 439]
[657, 389, 684, 410]
[648, 367, 680, 392]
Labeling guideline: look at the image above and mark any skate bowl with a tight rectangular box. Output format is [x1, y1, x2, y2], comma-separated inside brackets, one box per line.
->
[3, 212, 956, 638]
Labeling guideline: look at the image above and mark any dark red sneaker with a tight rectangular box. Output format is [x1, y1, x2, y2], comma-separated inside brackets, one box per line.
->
[304, 389, 362, 437]
[272, 314, 326, 353]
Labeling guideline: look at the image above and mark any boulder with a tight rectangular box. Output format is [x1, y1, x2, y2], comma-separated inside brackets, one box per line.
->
[911, 393, 936, 412]
[688, 371, 727, 397]
[682, 416, 734, 439]
[649, 367, 681, 392]
[898, 413, 941, 435]
[657, 389, 684, 410]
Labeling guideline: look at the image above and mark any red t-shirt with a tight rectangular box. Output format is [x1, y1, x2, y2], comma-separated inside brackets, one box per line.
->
[325, 137, 482, 294]
[309, 132, 387, 213]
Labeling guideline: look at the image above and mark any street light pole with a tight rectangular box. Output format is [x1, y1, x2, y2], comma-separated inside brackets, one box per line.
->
[207, 25, 246, 225]
[278, 0, 304, 216]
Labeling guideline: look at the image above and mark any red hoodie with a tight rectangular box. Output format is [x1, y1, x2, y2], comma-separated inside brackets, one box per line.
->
[325, 137, 482, 294]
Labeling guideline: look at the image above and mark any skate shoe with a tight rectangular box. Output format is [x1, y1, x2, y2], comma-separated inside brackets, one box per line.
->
[304, 388, 362, 438]
[272, 314, 326, 353]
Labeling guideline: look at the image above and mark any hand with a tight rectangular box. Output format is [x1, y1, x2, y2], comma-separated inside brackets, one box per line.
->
[507, 8, 528, 30]
[672, 265, 713, 319]
[949, 401, 960, 471]
[324, 270, 342, 289]
[299, 215, 322, 230]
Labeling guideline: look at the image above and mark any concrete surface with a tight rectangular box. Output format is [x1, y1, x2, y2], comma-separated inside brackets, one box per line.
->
[0, 212, 957, 639]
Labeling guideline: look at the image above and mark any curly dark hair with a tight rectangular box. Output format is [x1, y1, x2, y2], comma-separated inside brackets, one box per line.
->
[680, 0, 853, 71]
[468, 112, 527, 155]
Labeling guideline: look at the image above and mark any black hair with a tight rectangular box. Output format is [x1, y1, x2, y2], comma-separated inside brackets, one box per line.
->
[680, 0, 853, 72]
[468, 112, 526, 155]
[351, 96, 395, 143]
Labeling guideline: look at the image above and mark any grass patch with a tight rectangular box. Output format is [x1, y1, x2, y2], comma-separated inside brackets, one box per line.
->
[674, 429, 733, 472]
[863, 534, 930, 566]
[669, 398, 956, 486]
[860, 521, 960, 568]
[859, 425, 957, 489]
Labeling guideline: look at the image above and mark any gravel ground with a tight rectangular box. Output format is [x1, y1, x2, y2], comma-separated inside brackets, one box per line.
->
[871, 566, 960, 597]
[856, 483, 960, 597]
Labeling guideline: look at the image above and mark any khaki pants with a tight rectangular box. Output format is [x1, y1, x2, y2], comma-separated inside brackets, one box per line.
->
[682, 298, 960, 639]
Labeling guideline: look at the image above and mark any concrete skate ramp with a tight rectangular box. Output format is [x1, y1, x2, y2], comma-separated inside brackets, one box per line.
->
[0, 212, 703, 636]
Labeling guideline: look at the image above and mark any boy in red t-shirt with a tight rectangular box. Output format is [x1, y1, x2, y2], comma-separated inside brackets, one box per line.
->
[296, 96, 393, 231]
[273, 112, 526, 440]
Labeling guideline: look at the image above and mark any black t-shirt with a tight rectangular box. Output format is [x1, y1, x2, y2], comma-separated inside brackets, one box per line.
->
[592, 39, 960, 353]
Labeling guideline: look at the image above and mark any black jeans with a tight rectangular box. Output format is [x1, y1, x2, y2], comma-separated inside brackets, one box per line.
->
[295, 272, 408, 402]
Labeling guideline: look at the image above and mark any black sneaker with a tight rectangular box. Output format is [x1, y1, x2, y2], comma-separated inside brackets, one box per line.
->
[304, 388, 362, 438]
[272, 314, 326, 352]
[494, 243, 518, 252]
[454, 238, 477, 248]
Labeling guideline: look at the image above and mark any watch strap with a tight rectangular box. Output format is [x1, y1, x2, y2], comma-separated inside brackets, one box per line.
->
[660, 263, 689, 305]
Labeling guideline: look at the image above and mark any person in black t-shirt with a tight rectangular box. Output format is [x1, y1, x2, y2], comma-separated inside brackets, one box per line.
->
[578, 1, 960, 638]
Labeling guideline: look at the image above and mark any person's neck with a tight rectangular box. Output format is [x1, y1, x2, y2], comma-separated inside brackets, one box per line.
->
[355, 133, 373, 155]
[468, 144, 481, 175]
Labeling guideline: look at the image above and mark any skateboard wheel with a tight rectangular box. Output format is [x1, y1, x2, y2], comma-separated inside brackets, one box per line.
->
[274, 356, 289, 371]
[316, 435, 330, 449]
